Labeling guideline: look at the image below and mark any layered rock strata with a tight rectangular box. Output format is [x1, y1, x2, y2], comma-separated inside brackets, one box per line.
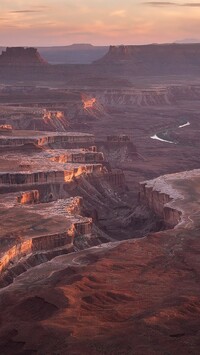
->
[140, 169, 200, 229]
[0, 129, 128, 287]
[0, 193, 92, 276]
[96, 44, 200, 69]
[0, 168, 200, 354]
[0, 130, 95, 148]
[0, 130, 100, 282]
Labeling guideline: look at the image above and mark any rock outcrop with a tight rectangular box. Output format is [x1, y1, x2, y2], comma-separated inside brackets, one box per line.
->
[95, 43, 200, 74]
[0, 47, 48, 66]
[97, 43, 200, 63]
[140, 169, 200, 229]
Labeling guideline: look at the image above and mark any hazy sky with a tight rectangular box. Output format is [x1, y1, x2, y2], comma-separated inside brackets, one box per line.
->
[0, 0, 200, 46]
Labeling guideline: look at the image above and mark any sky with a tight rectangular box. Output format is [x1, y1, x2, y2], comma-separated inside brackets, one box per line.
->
[0, 0, 200, 46]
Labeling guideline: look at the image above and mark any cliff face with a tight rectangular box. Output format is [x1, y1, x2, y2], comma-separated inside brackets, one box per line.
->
[0, 128, 139, 288]
[92, 88, 176, 107]
[0, 131, 95, 148]
[97, 140, 137, 165]
[140, 169, 200, 229]
[140, 181, 182, 228]
[0, 47, 48, 66]
[95, 44, 200, 74]
[98, 43, 200, 62]
[0, 164, 103, 186]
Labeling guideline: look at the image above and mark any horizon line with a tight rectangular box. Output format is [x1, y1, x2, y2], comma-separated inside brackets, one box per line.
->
[0, 41, 200, 48]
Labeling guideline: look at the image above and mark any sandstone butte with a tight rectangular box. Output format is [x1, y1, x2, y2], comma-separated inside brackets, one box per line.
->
[96, 43, 200, 63]
[0, 47, 48, 66]
[0, 127, 199, 354]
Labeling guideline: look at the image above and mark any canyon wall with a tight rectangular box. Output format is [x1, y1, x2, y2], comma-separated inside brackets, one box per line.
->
[0, 219, 93, 275]
[140, 179, 182, 228]
[0, 164, 103, 186]
[101, 170, 125, 187]
[89, 85, 200, 108]
[0, 127, 133, 290]
[0, 132, 95, 148]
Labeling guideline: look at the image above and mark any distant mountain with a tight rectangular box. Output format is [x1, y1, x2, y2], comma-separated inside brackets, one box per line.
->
[175, 39, 200, 44]
[64, 43, 94, 49]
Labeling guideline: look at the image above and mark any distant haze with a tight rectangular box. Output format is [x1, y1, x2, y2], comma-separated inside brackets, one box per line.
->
[1, 1, 200, 46]
[0, 45, 108, 64]
[175, 39, 200, 44]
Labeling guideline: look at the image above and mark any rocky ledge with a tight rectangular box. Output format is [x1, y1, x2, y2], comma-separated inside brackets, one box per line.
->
[0, 169, 199, 354]
[140, 169, 200, 229]
[0, 129, 131, 290]
[0, 192, 95, 287]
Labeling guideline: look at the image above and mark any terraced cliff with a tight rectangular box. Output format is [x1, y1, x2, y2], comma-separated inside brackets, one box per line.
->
[0, 129, 152, 288]
[0, 168, 200, 354]
[0, 87, 107, 132]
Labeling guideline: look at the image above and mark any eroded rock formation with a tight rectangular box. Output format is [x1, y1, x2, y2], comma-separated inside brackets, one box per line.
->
[95, 43, 200, 74]
[1, 42, 200, 355]
[0, 128, 145, 288]
[140, 169, 200, 230]
[0, 47, 48, 66]
[0, 168, 200, 354]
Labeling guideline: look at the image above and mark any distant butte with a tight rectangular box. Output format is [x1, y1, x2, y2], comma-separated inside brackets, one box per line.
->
[0, 47, 48, 66]
[94, 43, 200, 74]
[96, 43, 200, 62]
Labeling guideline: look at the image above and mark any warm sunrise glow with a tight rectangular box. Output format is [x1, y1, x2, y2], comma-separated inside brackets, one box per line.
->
[83, 98, 96, 109]
[0, 0, 200, 46]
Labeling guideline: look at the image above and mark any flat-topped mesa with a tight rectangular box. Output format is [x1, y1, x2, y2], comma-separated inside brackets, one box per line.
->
[0, 47, 48, 66]
[95, 44, 200, 73]
[100, 45, 133, 62]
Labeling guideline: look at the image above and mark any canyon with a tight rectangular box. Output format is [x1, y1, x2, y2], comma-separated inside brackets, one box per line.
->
[0, 128, 158, 289]
[0, 45, 200, 354]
